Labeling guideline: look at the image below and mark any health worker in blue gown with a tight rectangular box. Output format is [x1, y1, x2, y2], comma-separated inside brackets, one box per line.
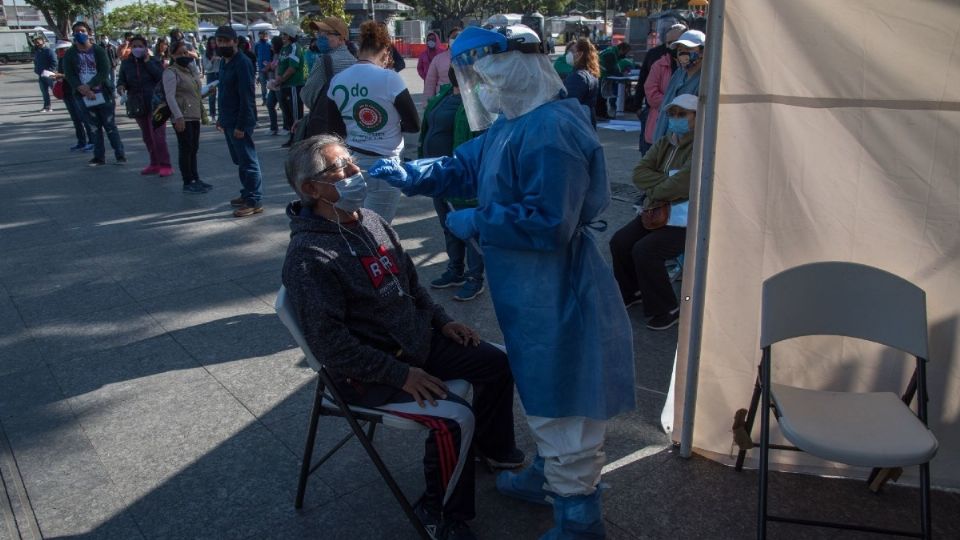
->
[369, 25, 636, 540]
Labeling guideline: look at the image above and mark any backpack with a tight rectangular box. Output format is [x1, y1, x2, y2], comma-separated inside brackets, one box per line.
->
[294, 54, 341, 143]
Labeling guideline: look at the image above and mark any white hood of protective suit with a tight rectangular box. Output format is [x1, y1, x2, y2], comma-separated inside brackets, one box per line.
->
[473, 51, 564, 120]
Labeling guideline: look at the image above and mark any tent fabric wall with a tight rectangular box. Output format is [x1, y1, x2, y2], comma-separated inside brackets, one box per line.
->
[675, 0, 960, 487]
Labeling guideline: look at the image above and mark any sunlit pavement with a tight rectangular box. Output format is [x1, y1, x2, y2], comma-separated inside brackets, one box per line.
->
[2, 62, 958, 539]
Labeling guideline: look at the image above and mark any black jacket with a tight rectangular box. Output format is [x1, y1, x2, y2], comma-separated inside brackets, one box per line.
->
[117, 56, 164, 113]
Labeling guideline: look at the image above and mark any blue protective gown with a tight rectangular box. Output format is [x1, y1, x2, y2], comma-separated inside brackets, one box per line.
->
[397, 98, 636, 420]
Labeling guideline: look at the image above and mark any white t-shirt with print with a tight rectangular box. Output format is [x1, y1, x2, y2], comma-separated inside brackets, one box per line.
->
[327, 63, 407, 158]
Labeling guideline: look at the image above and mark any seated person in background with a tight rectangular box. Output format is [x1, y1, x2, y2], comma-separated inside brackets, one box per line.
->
[281, 135, 522, 540]
[609, 94, 697, 331]
[418, 66, 486, 302]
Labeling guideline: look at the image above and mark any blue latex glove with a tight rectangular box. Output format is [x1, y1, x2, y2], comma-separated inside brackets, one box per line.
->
[445, 209, 478, 240]
[367, 158, 409, 188]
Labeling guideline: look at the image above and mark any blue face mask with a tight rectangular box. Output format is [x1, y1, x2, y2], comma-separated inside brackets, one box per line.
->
[333, 173, 367, 213]
[74, 32, 89, 45]
[315, 35, 330, 54]
[667, 117, 691, 137]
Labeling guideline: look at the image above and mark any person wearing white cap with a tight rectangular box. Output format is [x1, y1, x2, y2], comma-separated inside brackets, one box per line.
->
[610, 93, 698, 331]
[651, 29, 704, 142]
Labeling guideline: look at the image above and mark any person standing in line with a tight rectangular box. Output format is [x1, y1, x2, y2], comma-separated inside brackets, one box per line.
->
[118, 35, 172, 177]
[417, 31, 442, 81]
[33, 35, 57, 112]
[202, 37, 221, 121]
[154, 37, 170, 66]
[418, 66, 486, 302]
[254, 30, 272, 105]
[563, 38, 601, 128]
[215, 25, 264, 218]
[264, 36, 283, 136]
[274, 24, 307, 141]
[165, 40, 212, 194]
[650, 30, 705, 142]
[639, 25, 686, 154]
[54, 40, 94, 152]
[327, 20, 420, 224]
[62, 21, 126, 167]
[423, 27, 460, 99]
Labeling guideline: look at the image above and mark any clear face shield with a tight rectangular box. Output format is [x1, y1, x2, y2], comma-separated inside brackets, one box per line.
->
[451, 44, 501, 132]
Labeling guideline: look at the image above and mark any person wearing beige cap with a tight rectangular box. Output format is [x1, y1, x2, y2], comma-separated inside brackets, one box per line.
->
[610, 93, 699, 331]
[299, 17, 357, 129]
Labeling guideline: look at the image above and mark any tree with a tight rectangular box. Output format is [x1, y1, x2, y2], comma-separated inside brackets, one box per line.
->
[418, 0, 484, 37]
[302, 0, 351, 34]
[25, 0, 105, 38]
[98, 1, 197, 38]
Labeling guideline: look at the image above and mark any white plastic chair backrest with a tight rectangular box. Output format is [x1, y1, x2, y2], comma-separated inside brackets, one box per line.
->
[275, 286, 323, 373]
[760, 262, 928, 358]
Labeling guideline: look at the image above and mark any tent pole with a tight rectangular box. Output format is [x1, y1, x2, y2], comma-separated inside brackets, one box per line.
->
[678, 0, 727, 459]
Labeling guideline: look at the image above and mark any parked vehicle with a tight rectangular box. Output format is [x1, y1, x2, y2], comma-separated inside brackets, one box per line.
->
[0, 30, 42, 64]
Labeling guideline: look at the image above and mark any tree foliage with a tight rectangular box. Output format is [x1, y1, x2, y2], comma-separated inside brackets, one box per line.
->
[99, 1, 197, 38]
[25, 0, 105, 38]
[303, 0, 351, 34]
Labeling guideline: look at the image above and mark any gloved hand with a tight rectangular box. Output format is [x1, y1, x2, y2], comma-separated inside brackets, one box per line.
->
[445, 209, 478, 241]
[368, 159, 409, 188]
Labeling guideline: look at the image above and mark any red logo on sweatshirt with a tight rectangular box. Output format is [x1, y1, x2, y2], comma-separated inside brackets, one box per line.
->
[360, 245, 400, 288]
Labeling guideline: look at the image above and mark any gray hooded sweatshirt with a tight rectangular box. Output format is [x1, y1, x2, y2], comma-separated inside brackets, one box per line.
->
[281, 202, 453, 392]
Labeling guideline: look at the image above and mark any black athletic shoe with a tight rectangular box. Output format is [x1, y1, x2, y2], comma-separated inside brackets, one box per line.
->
[646, 309, 680, 331]
[413, 499, 442, 539]
[115, 156, 127, 164]
[88, 158, 105, 167]
[480, 447, 525, 470]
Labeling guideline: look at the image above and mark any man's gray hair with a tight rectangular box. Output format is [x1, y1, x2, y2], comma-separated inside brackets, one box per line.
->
[284, 134, 346, 204]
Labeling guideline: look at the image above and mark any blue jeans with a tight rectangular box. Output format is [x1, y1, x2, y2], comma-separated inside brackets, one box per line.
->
[83, 99, 125, 160]
[64, 94, 94, 145]
[433, 197, 484, 281]
[38, 76, 52, 109]
[206, 72, 219, 117]
[223, 129, 263, 206]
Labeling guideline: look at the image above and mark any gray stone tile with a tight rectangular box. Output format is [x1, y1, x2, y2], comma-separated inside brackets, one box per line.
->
[10, 278, 136, 326]
[203, 348, 315, 418]
[0, 243, 109, 297]
[123, 421, 335, 539]
[31, 484, 144, 539]
[27, 303, 165, 362]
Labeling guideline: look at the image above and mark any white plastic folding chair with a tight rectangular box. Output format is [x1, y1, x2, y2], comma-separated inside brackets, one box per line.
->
[732, 262, 938, 539]
[275, 286, 471, 540]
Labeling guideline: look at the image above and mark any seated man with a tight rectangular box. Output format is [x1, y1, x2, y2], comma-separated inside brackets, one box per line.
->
[610, 93, 697, 331]
[281, 134, 521, 540]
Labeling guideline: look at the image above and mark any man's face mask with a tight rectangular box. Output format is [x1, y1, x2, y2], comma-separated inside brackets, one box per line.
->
[329, 173, 367, 213]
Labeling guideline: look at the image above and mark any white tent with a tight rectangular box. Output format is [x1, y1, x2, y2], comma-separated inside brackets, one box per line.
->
[674, 0, 960, 488]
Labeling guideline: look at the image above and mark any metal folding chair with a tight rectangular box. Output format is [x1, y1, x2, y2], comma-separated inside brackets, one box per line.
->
[275, 286, 471, 540]
[732, 262, 938, 539]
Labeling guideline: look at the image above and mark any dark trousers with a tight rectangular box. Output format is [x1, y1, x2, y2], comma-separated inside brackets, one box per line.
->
[610, 215, 686, 317]
[174, 120, 200, 184]
[345, 332, 516, 521]
[38, 76, 53, 109]
[83, 100, 125, 161]
[64, 94, 93, 146]
[280, 85, 303, 130]
[266, 89, 279, 132]
[433, 197, 484, 281]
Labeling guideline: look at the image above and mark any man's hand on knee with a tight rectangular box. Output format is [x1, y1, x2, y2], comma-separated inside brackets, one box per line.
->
[442, 321, 480, 347]
[402, 367, 448, 408]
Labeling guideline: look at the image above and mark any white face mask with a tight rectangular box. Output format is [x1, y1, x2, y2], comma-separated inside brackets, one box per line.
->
[565, 52, 574, 65]
[331, 173, 367, 213]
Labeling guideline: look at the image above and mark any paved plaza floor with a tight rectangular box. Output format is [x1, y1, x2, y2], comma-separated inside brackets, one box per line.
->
[1, 62, 958, 539]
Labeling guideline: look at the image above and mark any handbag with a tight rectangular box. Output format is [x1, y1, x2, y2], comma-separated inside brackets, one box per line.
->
[52, 79, 65, 100]
[126, 93, 145, 118]
[641, 201, 671, 230]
